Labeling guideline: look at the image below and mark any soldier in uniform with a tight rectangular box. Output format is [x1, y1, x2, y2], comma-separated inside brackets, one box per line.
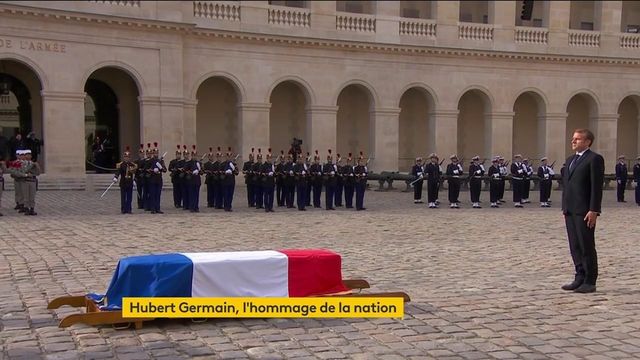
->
[537, 157, 555, 207]
[185, 145, 202, 212]
[425, 154, 441, 208]
[113, 146, 137, 214]
[342, 153, 355, 208]
[511, 154, 525, 208]
[17, 149, 40, 215]
[498, 156, 508, 203]
[334, 154, 344, 207]
[309, 150, 323, 208]
[488, 157, 502, 208]
[468, 156, 484, 208]
[203, 147, 215, 208]
[410, 157, 424, 204]
[615, 155, 628, 202]
[212, 148, 224, 209]
[283, 153, 296, 208]
[293, 153, 308, 211]
[305, 152, 313, 206]
[445, 155, 463, 208]
[10, 150, 25, 212]
[168, 145, 184, 208]
[275, 150, 285, 207]
[323, 149, 337, 210]
[261, 148, 276, 212]
[522, 158, 533, 203]
[253, 149, 264, 209]
[134, 145, 145, 209]
[222, 147, 238, 212]
[148, 143, 167, 214]
[354, 151, 368, 211]
[181, 145, 192, 211]
[142, 143, 154, 211]
[435, 155, 444, 206]
[634, 155, 640, 206]
[242, 148, 255, 207]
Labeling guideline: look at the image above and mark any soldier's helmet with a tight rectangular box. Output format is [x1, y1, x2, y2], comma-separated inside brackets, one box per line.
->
[182, 145, 188, 156]
[337, 153, 342, 163]
[347, 152, 353, 163]
[429, 153, 438, 159]
[472, 155, 480, 161]
[327, 149, 333, 161]
[208, 147, 214, 159]
[139, 144, 145, 155]
[541, 157, 548, 162]
[153, 142, 159, 154]
[266, 148, 273, 160]
[216, 146, 222, 158]
[145, 143, 152, 155]
[514, 154, 523, 159]
[191, 145, 197, 156]
[256, 148, 263, 160]
[416, 156, 422, 162]
[314, 150, 320, 161]
[226, 147, 233, 158]
[450, 154, 458, 160]
[618, 155, 626, 160]
[175, 144, 181, 155]
[124, 146, 131, 157]
[358, 151, 365, 163]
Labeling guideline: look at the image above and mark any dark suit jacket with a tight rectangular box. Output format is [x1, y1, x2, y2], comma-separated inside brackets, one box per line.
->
[561, 149, 604, 215]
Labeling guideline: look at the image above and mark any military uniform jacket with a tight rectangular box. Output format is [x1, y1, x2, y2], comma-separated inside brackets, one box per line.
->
[275, 162, 285, 184]
[283, 162, 295, 186]
[261, 162, 276, 187]
[223, 160, 237, 185]
[116, 161, 136, 188]
[16, 160, 40, 182]
[469, 163, 485, 178]
[425, 163, 440, 182]
[242, 161, 254, 185]
[185, 159, 202, 185]
[293, 163, 308, 185]
[354, 164, 368, 183]
[135, 158, 147, 183]
[524, 164, 533, 179]
[488, 164, 501, 181]
[446, 163, 464, 178]
[252, 162, 263, 184]
[499, 164, 508, 179]
[168, 159, 184, 184]
[322, 163, 338, 186]
[537, 165, 555, 181]
[634, 163, 640, 182]
[410, 164, 424, 180]
[511, 162, 524, 179]
[149, 158, 167, 184]
[615, 162, 628, 181]
[341, 164, 355, 185]
[310, 163, 323, 186]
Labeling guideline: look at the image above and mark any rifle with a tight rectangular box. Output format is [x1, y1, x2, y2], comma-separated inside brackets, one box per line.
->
[366, 157, 371, 166]
[550, 160, 556, 168]
[439, 158, 445, 166]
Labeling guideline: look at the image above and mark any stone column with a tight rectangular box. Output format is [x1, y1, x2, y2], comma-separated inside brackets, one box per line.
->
[431, 110, 458, 159]
[375, 1, 400, 43]
[490, 0, 516, 46]
[541, 113, 567, 167]
[183, 99, 198, 147]
[489, 112, 515, 159]
[306, 105, 338, 156]
[238, 102, 270, 162]
[434, 1, 460, 45]
[239, 1, 269, 27]
[139, 97, 163, 146]
[310, 1, 336, 30]
[593, 114, 618, 171]
[370, 107, 401, 172]
[598, 1, 623, 52]
[548, 1, 570, 49]
[41, 91, 86, 176]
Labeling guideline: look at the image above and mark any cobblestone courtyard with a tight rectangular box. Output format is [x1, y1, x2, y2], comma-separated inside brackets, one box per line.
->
[1, 187, 639, 360]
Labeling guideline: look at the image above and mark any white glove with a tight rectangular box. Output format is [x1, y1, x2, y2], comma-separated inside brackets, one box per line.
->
[113, 177, 118, 183]
[453, 170, 459, 175]
[493, 174, 499, 178]
[617, 180, 621, 184]
[544, 174, 549, 179]
[517, 169, 523, 174]
[330, 171, 335, 175]
[193, 170, 199, 175]
[225, 169, 232, 174]
[475, 170, 481, 174]
[154, 168, 160, 173]
[289, 170, 294, 175]
[268, 172, 274, 176]
[419, 174, 424, 179]
[417, 172, 423, 177]
[302, 171, 306, 175]
[349, 173, 354, 177]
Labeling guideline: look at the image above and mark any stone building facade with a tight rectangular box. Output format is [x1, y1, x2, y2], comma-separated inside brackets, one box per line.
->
[0, 0, 639, 176]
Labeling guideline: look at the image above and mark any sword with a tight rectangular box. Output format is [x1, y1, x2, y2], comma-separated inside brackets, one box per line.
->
[409, 176, 423, 187]
[101, 179, 117, 198]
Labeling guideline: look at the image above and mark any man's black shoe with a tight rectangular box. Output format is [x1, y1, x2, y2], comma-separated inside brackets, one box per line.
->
[574, 284, 596, 293]
[561, 280, 583, 291]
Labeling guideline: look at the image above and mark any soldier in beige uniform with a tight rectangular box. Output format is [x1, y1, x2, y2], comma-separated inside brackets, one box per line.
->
[18, 149, 40, 215]
[11, 150, 26, 212]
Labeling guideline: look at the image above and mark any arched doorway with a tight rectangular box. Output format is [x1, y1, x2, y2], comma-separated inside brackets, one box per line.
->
[269, 81, 308, 155]
[566, 93, 598, 157]
[617, 96, 640, 160]
[457, 89, 492, 161]
[195, 77, 240, 153]
[84, 67, 140, 172]
[398, 87, 434, 171]
[513, 91, 546, 160]
[0, 59, 43, 162]
[336, 84, 373, 158]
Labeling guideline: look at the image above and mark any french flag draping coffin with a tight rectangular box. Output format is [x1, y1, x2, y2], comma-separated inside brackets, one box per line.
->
[98, 249, 349, 310]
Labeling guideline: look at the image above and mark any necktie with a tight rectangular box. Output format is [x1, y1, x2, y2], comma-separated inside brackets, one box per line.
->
[569, 154, 580, 172]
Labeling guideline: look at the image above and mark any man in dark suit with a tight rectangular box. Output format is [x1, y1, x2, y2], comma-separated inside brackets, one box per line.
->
[561, 128, 604, 294]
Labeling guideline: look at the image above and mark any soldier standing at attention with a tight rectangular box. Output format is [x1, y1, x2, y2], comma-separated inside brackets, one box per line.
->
[275, 151, 285, 207]
[511, 154, 525, 208]
[615, 155, 628, 203]
[538, 157, 555, 207]
[213, 148, 224, 209]
[113, 146, 137, 214]
[18, 149, 40, 215]
[323, 149, 337, 210]
[253, 149, 264, 209]
[243, 148, 255, 207]
[181, 145, 191, 211]
[168, 145, 183, 208]
[149, 143, 167, 214]
[334, 154, 344, 207]
[425, 154, 441, 209]
[354, 152, 368, 211]
[410, 157, 424, 204]
[498, 156, 508, 203]
[185, 145, 202, 213]
[261, 148, 276, 212]
[203, 147, 215, 208]
[468, 156, 484, 209]
[446, 155, 463, 208]
[488, 157, 501, 208]
[634, 156, 640, 206]
[143, 143, 154, 211]
[10, 150, 25, 212]
[310, 150, 323, 208]
[283, 153, 296, 208]
[522, 158, 534, 204]
[222, 147, 238, 212]
[293, 153, 308, 211]
[342, 153, 355, 209]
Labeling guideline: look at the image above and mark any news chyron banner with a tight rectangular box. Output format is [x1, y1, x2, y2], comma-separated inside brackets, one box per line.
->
[123, 297, 404, 318]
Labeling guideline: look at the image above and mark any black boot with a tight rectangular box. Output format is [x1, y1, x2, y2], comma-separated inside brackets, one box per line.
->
[30, 208, 37, 216]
